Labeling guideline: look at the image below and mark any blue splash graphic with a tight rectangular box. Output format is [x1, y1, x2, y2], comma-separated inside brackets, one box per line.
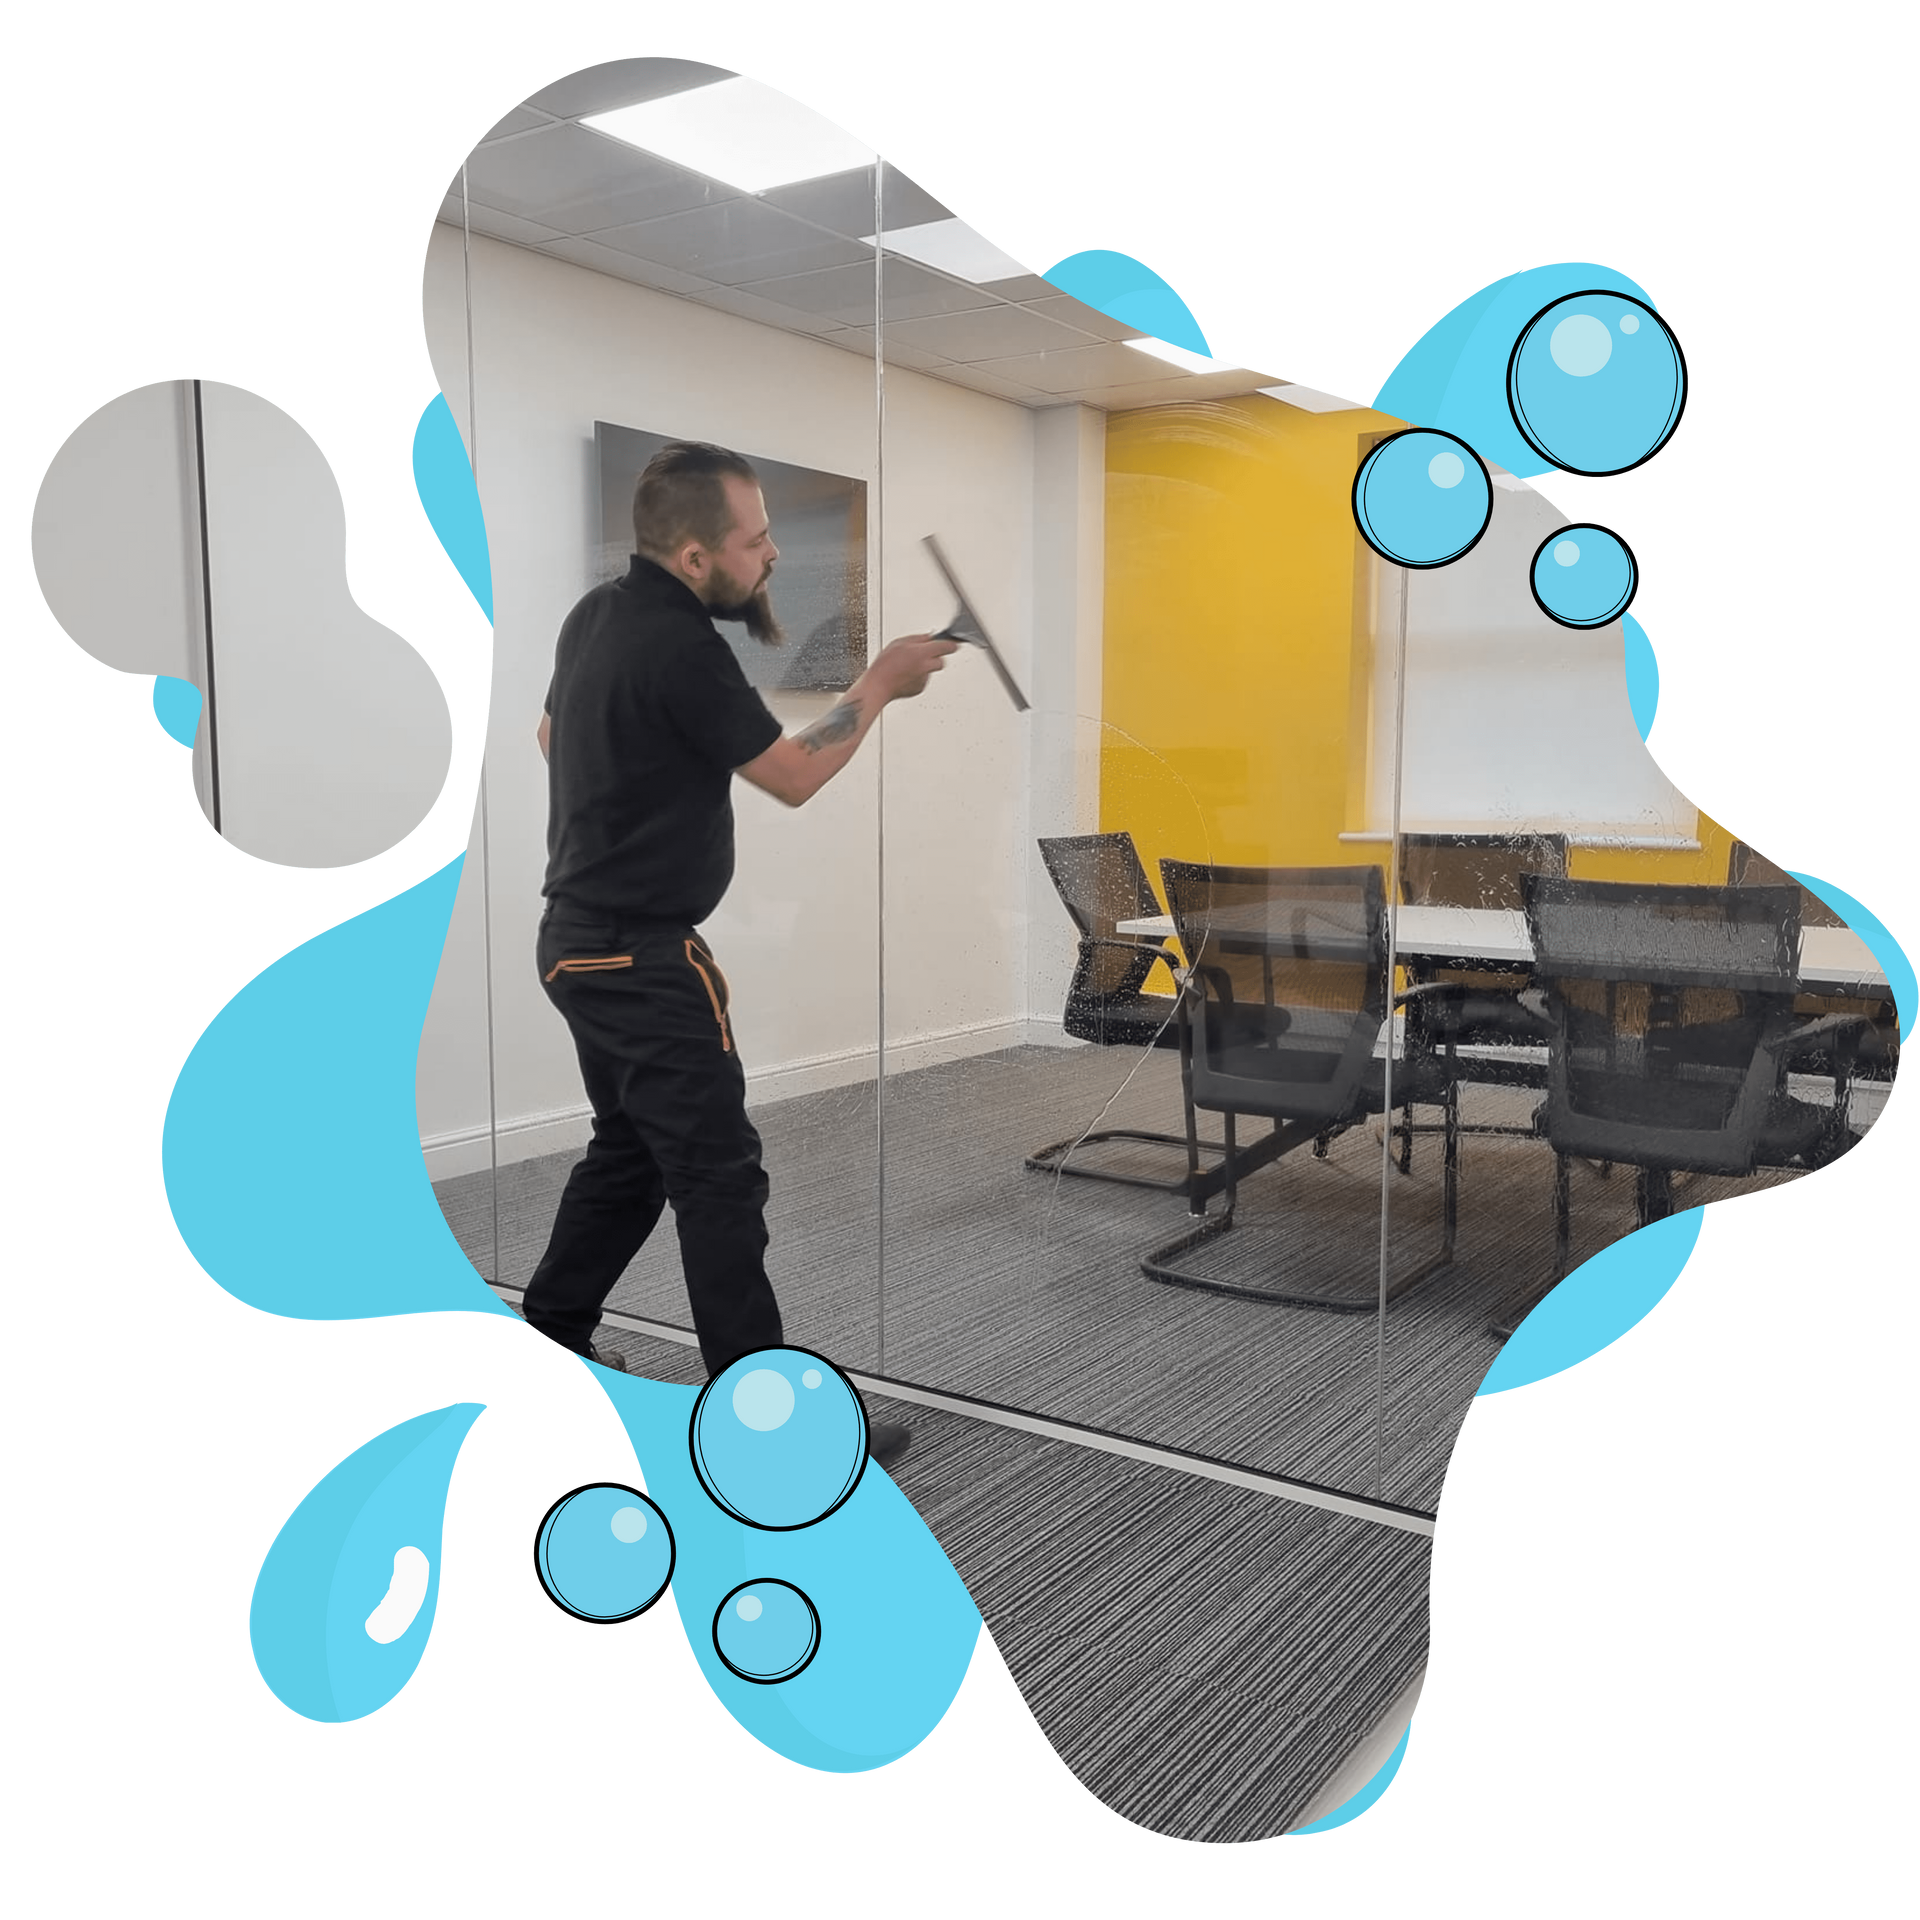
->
[536, 1485, 674, 1622]
[1508, 291, 1685, 476]
[412, 394, 492, 621]
[162, 859, 511, 1320]
[1375, 264, 1655, 476]
[152, 675, 202, 746]
[1531, 525, 1638, 628]
[1293, 1727, 1411, 1835]
[691, 1350, 867, 1529]
[1622, 614, 1659, 738]
[1043, 249, 1210, 355]
[1352, 429, 1492, 568]
[251, 1402, 484, 1722]
[1478, 1208, 1702, 1395]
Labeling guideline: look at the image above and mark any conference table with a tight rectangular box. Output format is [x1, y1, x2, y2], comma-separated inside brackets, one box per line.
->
[1112, 901, 1892, 1212]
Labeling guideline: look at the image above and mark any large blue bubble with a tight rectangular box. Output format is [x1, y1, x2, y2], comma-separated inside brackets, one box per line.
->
[534, 1484, 675, 1623]
[689, 1348, 868, 1530]
[1507, 291, 1686, 475]
[712, 1579, 822, 1684]
[1530, 525, 1639, 629]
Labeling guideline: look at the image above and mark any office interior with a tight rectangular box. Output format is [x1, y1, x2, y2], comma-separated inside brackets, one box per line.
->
[39, 57, 1893, 1844]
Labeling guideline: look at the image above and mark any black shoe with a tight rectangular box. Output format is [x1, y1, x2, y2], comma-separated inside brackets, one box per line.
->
[869, 1421, 911, 1469]
[588, 1341, 629, 1374]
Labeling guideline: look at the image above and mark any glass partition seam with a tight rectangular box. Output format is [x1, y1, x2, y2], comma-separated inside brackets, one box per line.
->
[1372, 561, 1409, 1497]
[460, 162, 502, 1288]
[873, 158, 887, 1376]
[189, 378, 223, 833]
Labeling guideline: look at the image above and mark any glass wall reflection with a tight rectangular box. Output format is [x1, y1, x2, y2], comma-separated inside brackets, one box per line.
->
[420, 61, 887, 1377]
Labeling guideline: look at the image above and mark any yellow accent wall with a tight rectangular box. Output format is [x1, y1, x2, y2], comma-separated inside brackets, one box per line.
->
[1100, 394, 1728, 893]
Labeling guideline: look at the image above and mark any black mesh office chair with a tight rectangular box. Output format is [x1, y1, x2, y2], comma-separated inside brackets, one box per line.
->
[1729, 839, 1899, 1098]
[1395, 831, 1566, 1170]
[1491, 876, 1866, 1337]
[1025, 833, 1226, 1192]
[1140, 862, 1464, 1311]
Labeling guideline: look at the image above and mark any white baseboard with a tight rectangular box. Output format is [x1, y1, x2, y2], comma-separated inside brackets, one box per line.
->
[420, 1014, 1079, 1182]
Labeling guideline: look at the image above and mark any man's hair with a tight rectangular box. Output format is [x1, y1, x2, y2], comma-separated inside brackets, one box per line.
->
[632, 441, 758, 563]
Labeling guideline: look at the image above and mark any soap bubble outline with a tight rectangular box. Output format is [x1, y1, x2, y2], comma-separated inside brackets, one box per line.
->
[711, 1577, 823, 1686]
[532, 1481, 677, 1625]
[1528, 522, 1640, 629]
[687, 1345, 871, 1533]
[1350, 426, 1494, 570]
[1505, 288, 1688, 477]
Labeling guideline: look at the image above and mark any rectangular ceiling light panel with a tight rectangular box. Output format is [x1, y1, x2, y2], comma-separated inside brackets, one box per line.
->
[868, 217, 1031, 286]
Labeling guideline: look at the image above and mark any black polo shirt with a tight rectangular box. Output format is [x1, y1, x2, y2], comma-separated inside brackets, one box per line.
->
[542, 556, 783, 924]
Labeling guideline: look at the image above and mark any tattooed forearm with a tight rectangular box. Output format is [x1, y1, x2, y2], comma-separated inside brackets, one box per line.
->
[796, 697, 861, 754]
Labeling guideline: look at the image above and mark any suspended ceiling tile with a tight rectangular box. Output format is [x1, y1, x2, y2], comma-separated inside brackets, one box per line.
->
[437, 195, 570, 248]
[535, 234, 721, 297]
[478, 106, 554, 144]
[1095, 372, 1280, 409]
[462, 122, 727, 233]
[524, 58, 733, 120]
[760, 164, 952, 238]
[923, 361, 1049, 405]
[1258, 383, 1370, 413]
[979, 273, 1060, 303]
[739, 255, 995, 325]
[603, 198, 873, 284]
[884, 303, 1096, 362]
[832, 327, 953, 372]
[681, 281, 860, 334]
[973, 340, 1177, 393]
[1022, 293, 1145, 342]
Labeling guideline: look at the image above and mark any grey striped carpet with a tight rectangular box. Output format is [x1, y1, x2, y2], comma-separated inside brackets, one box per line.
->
[437, 1043, 1804, 1510]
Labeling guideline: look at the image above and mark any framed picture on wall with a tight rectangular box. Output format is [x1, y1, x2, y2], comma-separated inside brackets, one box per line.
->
[595, 420, 868, 693]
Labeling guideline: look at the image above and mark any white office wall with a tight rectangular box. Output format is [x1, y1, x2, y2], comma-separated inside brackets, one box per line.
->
[418, 224, 1048, 1166]
[31, 380, 202, 683]
[1369, 481, 1696, 843]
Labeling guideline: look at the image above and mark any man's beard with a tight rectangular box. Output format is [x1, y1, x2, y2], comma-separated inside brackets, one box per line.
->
[713, 579, 784, 646]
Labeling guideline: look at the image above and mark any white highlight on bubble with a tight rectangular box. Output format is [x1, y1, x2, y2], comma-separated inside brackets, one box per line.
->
[1554, 541, 1582, 567]
[1549, 313, 1612, 376]
[732, 1367, 796, 1431]
[1619, 313, 1641, 334]
[1427, 450, 1465, 489]
[801, 1368, 822, 1389]
[363, 1545, 430, 1644]
[736, 1594, 764, 1622]
[610, 1505, 647, 1543]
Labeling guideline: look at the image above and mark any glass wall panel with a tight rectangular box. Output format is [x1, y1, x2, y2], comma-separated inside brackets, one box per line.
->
[871, 217, 1406, 1499]
[427, 61, 886, 1376]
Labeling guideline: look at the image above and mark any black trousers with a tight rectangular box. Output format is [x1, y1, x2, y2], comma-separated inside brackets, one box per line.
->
[521, 904, 783, 1377]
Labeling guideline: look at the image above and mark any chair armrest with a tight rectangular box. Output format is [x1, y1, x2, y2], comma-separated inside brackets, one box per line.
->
[1762, 1012, 1877, 1055]
[1392, 981, 1472, 1009]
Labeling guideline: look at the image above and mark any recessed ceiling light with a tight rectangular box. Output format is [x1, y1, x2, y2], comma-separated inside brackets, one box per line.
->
[583, 77, 874, 193]
[866, 218, 1030, 285]
[1259, 383, 1366, 413]
[1127, 337, 1227, 374]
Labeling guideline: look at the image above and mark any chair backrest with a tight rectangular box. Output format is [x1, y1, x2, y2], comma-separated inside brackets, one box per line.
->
[1728, 839, 1844, 929]
[1522, 875, 1802, 1173]
[1159, 860, 1388, 1125]
[1399, 831, 1569, 910]
[1038, 833, 1164, 1005]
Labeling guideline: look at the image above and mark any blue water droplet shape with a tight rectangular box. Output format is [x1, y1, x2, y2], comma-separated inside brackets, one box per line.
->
[535, 1483, 675, 1622]
[1351, 429, 1492, 569]
[689, 1348, 867, 1530]
[1531, 524, 1638, 628]
[1508, 290, 1686, 475]
[250, 1402, 484, 1722]
[152, 674, 202, 746]
[713, 1579, 821, 1684]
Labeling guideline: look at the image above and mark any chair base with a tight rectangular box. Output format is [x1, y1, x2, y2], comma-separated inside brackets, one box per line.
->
[1487, 1159, 1668, 1340]
[1141, 1208, 1456, 1311]
[1025, 1128, 1227, 1196]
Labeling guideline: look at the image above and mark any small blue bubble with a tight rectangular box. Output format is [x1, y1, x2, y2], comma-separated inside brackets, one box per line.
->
[690, 1349, 868, 1530]
[535, 1485, 674, 1622]
[1532, 524, 1638, 629]
[713, 1580, 820, 1684]
[1351, 429, 1492, 569]
[1508, 291, 1685, 475]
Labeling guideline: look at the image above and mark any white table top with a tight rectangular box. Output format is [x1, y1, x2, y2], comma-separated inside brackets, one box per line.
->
[1115, 904, 1890, 995]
